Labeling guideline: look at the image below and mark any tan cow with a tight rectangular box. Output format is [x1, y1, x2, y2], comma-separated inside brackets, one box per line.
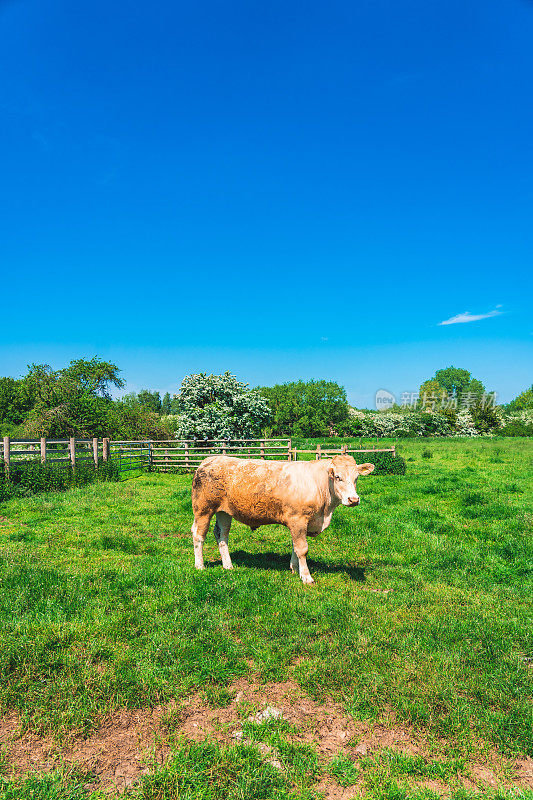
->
[191, 454, 374, 584]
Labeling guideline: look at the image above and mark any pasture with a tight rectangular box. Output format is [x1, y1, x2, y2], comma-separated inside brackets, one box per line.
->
[0, 438, 531, 799]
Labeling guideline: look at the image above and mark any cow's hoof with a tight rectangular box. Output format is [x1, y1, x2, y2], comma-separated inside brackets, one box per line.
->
[195, 564, 205, 570]
[301, 575, 315, 585]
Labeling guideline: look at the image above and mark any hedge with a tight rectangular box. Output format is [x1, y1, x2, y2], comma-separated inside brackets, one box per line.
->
[496, 421, 533, 437]
[0, 458, 120, 502]
[362, 450, 406, 475]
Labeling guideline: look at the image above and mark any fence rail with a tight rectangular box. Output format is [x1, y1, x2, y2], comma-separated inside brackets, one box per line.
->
[300, 444, 396, 460]
[149, 438, 292, 471]
[1, 437, 396, 477]
[1, 436, 110, 477]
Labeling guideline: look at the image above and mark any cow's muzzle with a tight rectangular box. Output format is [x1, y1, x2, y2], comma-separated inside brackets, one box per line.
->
[347, 496, 360, 506]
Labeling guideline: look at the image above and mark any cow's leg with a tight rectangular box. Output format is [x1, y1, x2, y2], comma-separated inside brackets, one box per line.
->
[289, 524, 314, 584]
[214, 511, 233, 570]
[191, 513, 212, 570]
[290, 547, 299, 574]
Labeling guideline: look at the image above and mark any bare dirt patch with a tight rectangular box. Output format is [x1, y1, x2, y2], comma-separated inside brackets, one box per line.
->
[314, 776, 363, 799]
[416, 779, 450, 795]
[514, 757, 533, 787]
[0, 706, 171, 794]
[0, 679, 531, 794]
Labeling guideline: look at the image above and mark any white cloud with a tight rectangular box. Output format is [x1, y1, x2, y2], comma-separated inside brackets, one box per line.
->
[438, 307, 503, 326]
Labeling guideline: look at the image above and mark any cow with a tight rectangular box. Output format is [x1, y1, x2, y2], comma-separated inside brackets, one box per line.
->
[190, 454, 374, 584]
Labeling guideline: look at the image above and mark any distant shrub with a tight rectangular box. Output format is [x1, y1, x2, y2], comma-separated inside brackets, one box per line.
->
[497, 418, 533, 437]
[364, 451, 407, 475]
[422, 449, 433, 458]
[461, 491, 487, 506]
[0, 458, 119, 501]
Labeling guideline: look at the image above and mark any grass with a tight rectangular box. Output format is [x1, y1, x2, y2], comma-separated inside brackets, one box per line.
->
[0, 437, 531, 798]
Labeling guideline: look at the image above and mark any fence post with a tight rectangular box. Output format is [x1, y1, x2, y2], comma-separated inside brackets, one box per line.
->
[222, 440, 227, 456]
[92, 438, 98, 469]
[260, 439, 265, 459]
[103, 438, 109, 462]
[3, 436, 9, 479]
[148, 440, 153, 472]
[185, 441, 190, 471]
[287, 438, 292, 461]
[316, 444, 320, 461]
[293, 447, 297, 461]
[40, 437, 47, 464]
[69, 438, 76, 469]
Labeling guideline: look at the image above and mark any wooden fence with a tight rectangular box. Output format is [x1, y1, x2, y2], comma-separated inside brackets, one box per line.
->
[301, 444, 396, 460]
[150, 438, 292, 472]
[1, 436, 107, 477]
[1, 437, 395, 477]
[108, 441, 151, 471]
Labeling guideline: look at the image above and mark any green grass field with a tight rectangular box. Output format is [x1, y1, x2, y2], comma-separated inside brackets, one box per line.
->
[0, 438, 531, 799]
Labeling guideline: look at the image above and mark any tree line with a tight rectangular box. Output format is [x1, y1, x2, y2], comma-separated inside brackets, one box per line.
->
[0, 358, 531, 440]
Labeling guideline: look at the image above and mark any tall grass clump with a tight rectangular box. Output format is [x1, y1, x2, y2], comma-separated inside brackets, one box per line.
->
[360, 450, 406, 475]
[0, 458, 119, 501]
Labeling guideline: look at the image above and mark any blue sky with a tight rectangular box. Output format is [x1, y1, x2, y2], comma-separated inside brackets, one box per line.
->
[1, 0, 531, 406]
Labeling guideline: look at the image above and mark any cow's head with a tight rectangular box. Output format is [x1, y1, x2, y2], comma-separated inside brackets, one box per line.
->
[328, 455, 375, 506]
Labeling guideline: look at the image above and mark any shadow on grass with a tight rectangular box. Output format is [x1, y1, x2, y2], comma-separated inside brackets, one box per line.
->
[215, 550, 366, 581]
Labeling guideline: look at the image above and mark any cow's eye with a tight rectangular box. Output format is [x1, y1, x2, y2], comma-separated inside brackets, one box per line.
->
[335, 475, 343, 482]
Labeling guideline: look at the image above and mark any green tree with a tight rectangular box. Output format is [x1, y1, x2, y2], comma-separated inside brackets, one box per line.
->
[433, 367, 486, 401]
[1, 359, 171, 440]
[59, 357, 124, 399]
[174, 372, 271, 439]
[470, 400, 500, 434]
[161, 392, 172, 415]
[507, 385, 533, 411]
[121, 392, 140, 408]
[21, 363, 62, 407]
[137, 389, 162, 413]
[23, 394, 114, 438]
[106, 401, 171, 439]
[15, 358, 128, 439]
[259, 379, 349, 436]
[418, 379, 447, 410]
[0, 377, 31, 427]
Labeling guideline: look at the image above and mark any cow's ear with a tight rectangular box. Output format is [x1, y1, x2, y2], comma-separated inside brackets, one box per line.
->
[328, 466, 335, 479]
[357, 462, 375, 475]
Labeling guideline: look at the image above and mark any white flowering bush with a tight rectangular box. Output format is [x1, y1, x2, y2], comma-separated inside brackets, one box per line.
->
[344, 402, 533, 438]
[357, 411, 454, 438]
[347, 408, 365, 423]
[362, 413, 404, 437]
[172, 372, 271, 440]
[454, 409, 478, 436]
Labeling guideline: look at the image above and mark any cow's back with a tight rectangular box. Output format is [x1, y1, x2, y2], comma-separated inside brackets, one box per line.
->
[191, 456, 327, 527]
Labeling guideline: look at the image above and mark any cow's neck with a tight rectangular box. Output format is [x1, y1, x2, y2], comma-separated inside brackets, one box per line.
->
[319, 481, 341, 530]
